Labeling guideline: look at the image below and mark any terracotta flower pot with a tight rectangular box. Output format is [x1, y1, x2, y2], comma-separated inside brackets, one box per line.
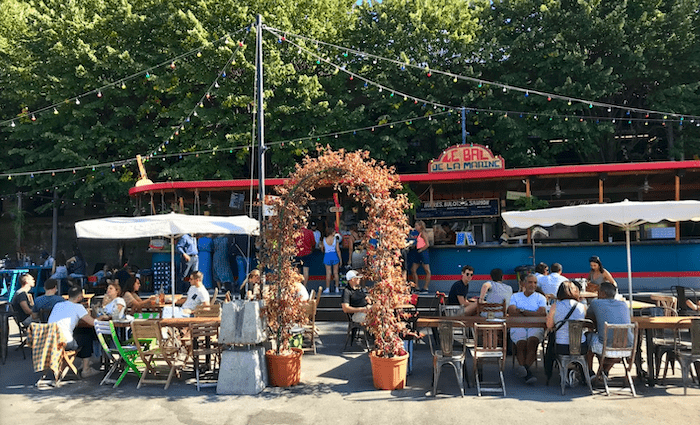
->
[266, 347, 303, 387]
[369, 350, 409, 390]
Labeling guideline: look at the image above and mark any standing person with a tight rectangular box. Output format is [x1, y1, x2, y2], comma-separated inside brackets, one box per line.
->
[410, 220, 432, 293]
[212, 235, 234, 292]
[32, 278, 65, 321]
[310, 221, 322, 249]
[585, 281, 631, 377]
[176, 271, 210, 314]
[341, 270, 370, 323]
[48, 286, 103, 378]
[588, 256, 617, 288]
[478, 268, 513, 316]
[11, 274, 35, 327]
[321, 227, 342, 294]
[197, 234, 213, 289]
[447, 265, 478, 315]
[295, 223, 316, 288]
[176, 233, 199, 292]
[541, 263, 567, 298]
[508, 273, 547, 384]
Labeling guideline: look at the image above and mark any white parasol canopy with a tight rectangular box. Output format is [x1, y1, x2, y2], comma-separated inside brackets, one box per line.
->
[75, 212, 259, 311]
[502, 200, 700, 314]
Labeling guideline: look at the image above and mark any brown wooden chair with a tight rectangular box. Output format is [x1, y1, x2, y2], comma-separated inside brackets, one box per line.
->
[28, 322, 79, 387]
[211, 287, 219, 305]
[473, 322, 507, 396]
[650, 294, 678, 316]
[477, 301, 506, 318]
[131, 320, 180, 389]
[596, 322, 638, 397]
[303, 287, 323, 354]
[189, 321, 221, 391]
[193, 303, 221, 318]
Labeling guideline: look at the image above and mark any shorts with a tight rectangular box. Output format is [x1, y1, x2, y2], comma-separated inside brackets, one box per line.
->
[589, 332, 604, 355]
[410, 249, 429, 266]
[323, 252, 340, 266]
[296, 253, 312, 268]
[510, 327, 545, 343]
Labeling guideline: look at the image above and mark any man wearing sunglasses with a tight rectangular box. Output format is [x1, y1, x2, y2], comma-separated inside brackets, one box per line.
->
[447, 265, 478, 315]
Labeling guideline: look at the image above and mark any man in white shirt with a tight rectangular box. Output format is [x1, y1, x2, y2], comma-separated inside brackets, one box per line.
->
[177, 271, 210, 313]
[534, 262, 549, 290]
[541, 263, 567, 297]
[508, 274, 547, 385]
[48, 286, 103, 378]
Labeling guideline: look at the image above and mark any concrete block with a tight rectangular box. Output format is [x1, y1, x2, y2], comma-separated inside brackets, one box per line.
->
[220, 300, 267, 344]
[217, 347, 268, 394]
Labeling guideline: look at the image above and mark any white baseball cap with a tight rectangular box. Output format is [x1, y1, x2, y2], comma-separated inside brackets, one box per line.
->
[346, 270, 363, 281]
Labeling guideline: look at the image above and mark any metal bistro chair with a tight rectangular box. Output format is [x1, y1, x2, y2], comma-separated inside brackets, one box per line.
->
[343, 313, 371, 351]
[94, 320, 141, 387]
[596, 322, 639, 397]
[554, 319, 594, 395]
[303, 287, 323, 354]
[671, 286, 699, 316]
[676, 318, 700, 395]
[428, 320, 469, 397]
[189, 321, 221, 391]
[473, 322, 507, 397]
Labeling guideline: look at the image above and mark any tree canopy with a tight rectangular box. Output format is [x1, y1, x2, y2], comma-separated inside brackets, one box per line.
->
[1, 0, 698, 215]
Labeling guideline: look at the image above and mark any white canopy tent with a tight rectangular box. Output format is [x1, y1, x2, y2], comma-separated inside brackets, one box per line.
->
[75, 212, 259, 309]
[501, 200, 700, 314]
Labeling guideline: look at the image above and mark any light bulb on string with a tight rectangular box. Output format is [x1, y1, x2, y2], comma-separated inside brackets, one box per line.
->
[170, 62, 176, 69]
[199, 102, 204, 108]
[378, 87, 382, 92]
[478, 82, 483, 88]
[214, 82, 219, 89]
[607, 107, 611, 112]
[502, 87, 507, 93]
[75, 98, 81, 105]
[10, 121, 15, 127]
[146, 72, 151, 79]
[589, 104, 593, 108]
[31, 114, 36, 121]
[453, 77, 458, 83]
[222, 71, 227, 78]
[97, 91, 102, 98]
[349, 76, 353, 80]
[427, 71, 432, 77]
[197, 51, 202, 57]
[547, 96, 552, 101]
[206, 93, 211, 99]
[372, 59, 377, 64]
[525, 91, 529, 97]
[53, 108, 59, 115]
[121, 82, 126, 89]
[567, 100, 572, 106]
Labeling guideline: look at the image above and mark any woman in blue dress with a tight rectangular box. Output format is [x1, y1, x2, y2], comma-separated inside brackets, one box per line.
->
[213, 235, 234, 291]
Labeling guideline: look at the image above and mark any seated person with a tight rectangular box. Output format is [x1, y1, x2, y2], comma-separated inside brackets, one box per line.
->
[12, 273, 35, 327]
[239, 269, 262, 300]
[508, 273, 547, 384]
[341, 270, 370, 323]
[478, 268, 513, 317]
[585, 281, 632, 377]
[31, 278, 65, 322]
[446, 265, 478, 315]
[48, 286, 105, 378]
[120, 276, 155, 310]
[686, 298, 700, 312]
[546, 281, 587, 355]
[177, 271, 210, 314]
[294, 280, 310, 301]
[101, 281, 126, 319]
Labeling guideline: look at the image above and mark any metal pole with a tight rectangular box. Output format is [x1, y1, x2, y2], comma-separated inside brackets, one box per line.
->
[171, 235, 176, 311]
[625, 228, 633, 317]
[52, 190, 58, 259]
[461, 107, 466, 144]
[256, 14, 265, 231]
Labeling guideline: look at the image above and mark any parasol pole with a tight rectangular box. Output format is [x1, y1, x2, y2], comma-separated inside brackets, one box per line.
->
[171, 235, 176, 311]
[254, 14, 265, 295]
[625, 227, 633, 316]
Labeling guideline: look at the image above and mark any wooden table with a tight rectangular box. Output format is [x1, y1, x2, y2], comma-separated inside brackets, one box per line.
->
[632, 316, 696, 387]
[417, 315, 546, 328]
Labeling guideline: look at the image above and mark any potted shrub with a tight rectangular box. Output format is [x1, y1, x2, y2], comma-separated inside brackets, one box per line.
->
[260, 147, 412, 389]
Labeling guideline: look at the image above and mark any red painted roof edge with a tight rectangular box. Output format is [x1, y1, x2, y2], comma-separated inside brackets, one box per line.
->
[129, 160, 700, 196]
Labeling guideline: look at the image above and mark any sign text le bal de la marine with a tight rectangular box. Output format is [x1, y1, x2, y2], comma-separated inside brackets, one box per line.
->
[429, 144, 505, 173]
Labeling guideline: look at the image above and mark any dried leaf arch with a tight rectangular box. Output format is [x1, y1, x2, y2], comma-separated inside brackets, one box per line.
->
[262, 147, 412, 357]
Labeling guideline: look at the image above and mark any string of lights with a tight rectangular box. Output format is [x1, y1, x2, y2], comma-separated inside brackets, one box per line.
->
[265, 25, 700, 122]
[0, 25, 252, 128]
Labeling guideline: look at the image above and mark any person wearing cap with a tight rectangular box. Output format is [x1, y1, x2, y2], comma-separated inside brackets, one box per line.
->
[31, 278, 65, 321]
[309, 220, 322, 249]
[341, 270, 370, 323]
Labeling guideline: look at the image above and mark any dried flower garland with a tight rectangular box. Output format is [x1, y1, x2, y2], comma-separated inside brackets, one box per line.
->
[261, 147, 412, 357]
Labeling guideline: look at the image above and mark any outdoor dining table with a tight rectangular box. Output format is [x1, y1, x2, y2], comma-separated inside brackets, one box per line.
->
[631, 316, 696, 388]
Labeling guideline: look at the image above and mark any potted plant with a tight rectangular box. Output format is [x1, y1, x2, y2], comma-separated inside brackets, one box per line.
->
[260, 147, 412, 389]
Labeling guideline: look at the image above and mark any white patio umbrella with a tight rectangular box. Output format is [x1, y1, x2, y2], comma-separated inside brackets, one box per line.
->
[502, 200, 700, 314]
[75, 212, 259, 310]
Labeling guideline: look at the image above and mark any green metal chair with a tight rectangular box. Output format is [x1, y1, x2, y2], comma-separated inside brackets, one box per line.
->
[95, 320, 141, 387]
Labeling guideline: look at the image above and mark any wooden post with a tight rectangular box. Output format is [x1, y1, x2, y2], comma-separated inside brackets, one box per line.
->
[526, 178, 531, 244]
[675, 174, 680, 241]
[599, 177, 604, 243]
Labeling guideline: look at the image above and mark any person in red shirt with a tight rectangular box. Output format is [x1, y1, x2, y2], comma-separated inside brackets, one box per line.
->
[295, 223, 316, 288]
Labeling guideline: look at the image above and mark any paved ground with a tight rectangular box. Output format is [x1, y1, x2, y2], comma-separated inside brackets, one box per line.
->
[1, 321, 698, 425]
